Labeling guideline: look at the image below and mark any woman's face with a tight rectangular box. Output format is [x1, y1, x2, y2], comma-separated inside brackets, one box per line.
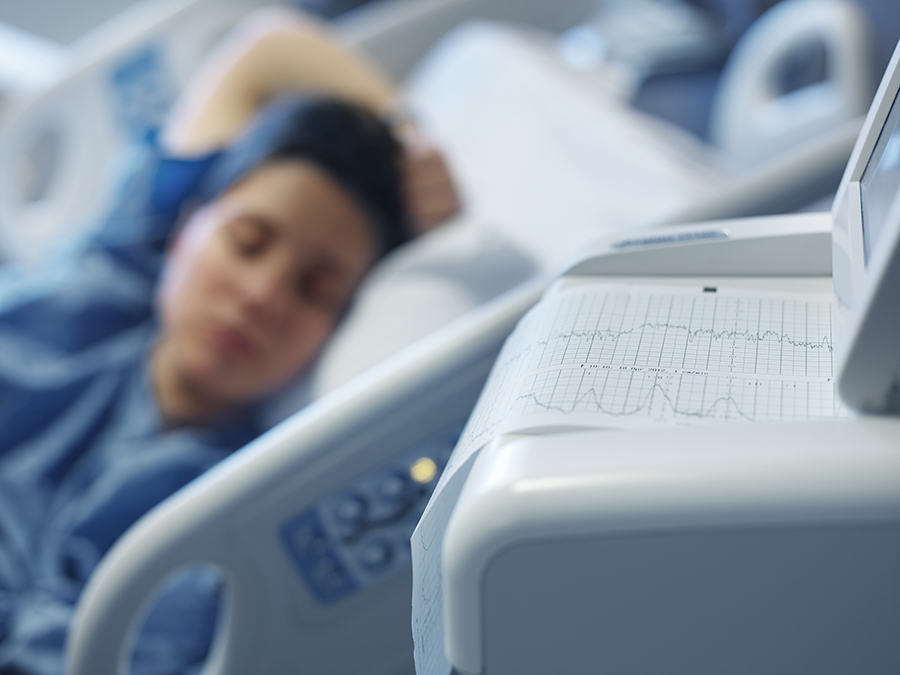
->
[155, 159, 375, 418]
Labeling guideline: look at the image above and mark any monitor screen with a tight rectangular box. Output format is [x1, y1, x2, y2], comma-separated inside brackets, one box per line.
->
[860, 92, 900, 265]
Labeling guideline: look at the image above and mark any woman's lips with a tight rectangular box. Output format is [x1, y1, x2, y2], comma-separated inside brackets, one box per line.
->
[206, 322, 257, 360]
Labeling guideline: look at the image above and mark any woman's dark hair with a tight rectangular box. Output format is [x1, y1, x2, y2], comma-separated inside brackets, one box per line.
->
[198, 95, 409, 257]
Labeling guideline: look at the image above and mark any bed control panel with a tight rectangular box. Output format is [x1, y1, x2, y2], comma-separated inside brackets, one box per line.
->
[281, 424, 461, 604]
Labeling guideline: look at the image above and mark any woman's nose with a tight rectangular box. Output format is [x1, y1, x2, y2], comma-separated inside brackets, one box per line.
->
[238, 263, 291, 316]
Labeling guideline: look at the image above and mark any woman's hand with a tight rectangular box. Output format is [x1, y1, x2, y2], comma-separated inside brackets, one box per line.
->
[399, 128, 460, 233]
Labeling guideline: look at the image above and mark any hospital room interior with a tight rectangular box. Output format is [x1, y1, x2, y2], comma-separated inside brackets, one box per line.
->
[1, 0, 900, 673]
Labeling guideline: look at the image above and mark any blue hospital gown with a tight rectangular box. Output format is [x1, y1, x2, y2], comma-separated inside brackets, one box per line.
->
[0, 142, 262, 675]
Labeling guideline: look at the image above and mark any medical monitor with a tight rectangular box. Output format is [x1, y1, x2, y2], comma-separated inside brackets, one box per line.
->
[832, 38, 900, 413]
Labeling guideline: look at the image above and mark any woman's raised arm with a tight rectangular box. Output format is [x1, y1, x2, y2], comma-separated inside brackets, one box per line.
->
[162, 7, 396, 154]
[161, 7, 459, 230]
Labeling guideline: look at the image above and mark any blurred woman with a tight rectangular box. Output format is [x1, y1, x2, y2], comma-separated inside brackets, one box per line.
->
[0, 8, 458, 674]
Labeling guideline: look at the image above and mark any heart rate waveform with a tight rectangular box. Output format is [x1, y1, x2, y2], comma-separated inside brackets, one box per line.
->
[498, 289, 834, 378]
[514, 367, 839, 423]
[459, 286, 843, 453]
[535, 322, 833, 361]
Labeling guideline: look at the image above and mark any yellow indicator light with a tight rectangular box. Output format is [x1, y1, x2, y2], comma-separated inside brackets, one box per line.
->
[410, 457, 437, 484]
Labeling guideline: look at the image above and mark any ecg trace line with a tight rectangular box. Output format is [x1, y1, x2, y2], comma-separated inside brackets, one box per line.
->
[457, 291, 841, 464]
[536, 323, 834, 356]
[518, 363, 832, 382]
[517, 378, 759, 422]
[465, 373, 839, 448]
[483, 327, 832, 392]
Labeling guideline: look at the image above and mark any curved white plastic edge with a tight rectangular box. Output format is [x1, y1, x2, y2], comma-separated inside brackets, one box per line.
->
[444, 417, 900, 674]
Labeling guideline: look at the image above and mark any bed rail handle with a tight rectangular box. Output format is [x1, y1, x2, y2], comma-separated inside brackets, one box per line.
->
[66, 494, 266, 675]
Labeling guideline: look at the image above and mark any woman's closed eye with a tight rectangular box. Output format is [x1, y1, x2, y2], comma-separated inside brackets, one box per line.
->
[295, 263, 349, 311]
[227, 218, 272, 257]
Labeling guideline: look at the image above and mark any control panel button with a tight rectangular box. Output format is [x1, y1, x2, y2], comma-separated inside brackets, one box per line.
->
[281, 422, 463, 604]
[289, 523, 328, 558]
[334, 495, 367, 524]
[359, 538, 394, 571]
[378, 472, 408, 500]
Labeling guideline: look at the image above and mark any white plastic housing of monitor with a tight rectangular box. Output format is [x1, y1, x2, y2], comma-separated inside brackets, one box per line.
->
[832, 38, 900, 413]
[443, 419, 900, 675]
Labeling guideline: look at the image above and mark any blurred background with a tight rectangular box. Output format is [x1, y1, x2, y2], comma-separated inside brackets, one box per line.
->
[1, 0, 898, 140]
[0, 0, 899, 266]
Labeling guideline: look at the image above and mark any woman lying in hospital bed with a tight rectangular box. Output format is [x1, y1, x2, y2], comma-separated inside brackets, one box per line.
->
[0, 9, 457, 675]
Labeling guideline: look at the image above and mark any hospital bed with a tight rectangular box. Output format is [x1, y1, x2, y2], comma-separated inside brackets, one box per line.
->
[0, 0, 882, 672]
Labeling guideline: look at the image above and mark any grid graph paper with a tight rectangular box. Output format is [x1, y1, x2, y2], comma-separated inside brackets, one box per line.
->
[462, 284, 843, 450]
